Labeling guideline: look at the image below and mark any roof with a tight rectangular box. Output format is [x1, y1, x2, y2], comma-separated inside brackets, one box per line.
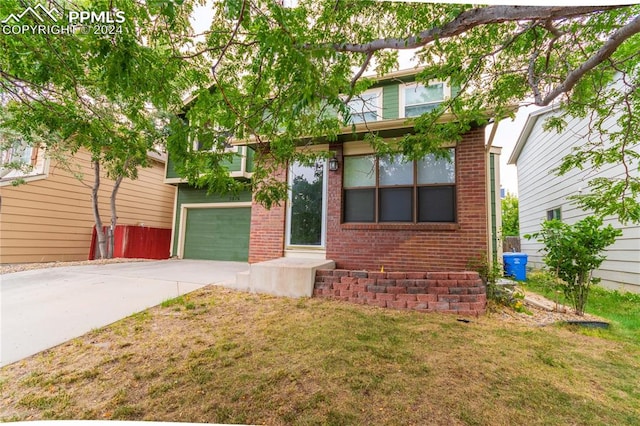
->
[147, 150, 167, 163]
[507, 105, 558, 165]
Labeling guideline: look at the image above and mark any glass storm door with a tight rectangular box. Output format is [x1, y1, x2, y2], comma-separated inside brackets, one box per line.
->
[286, 161, 327, 247]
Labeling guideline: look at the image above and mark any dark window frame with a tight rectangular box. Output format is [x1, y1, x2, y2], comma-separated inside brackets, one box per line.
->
[342, 151, 457, 224]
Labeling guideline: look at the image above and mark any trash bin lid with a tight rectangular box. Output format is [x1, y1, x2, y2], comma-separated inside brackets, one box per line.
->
[503, 252, 528, 258]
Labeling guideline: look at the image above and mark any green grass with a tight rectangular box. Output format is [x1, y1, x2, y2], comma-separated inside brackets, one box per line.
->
[161, 295, 197, 311]
[523, 271, 640, 343]
[1, 285, 638, 425]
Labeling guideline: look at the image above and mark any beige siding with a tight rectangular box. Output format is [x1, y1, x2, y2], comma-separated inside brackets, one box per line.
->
[0, 149, 175, 264]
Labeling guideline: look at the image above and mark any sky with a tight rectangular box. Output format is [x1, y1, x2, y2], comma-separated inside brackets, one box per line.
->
[490, 105, 541, 196]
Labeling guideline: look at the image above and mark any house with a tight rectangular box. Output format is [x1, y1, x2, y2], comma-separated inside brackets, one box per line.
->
[0, 145, 176, 264]
[166, 69, 503, 313]
[508, 105, 640, 293]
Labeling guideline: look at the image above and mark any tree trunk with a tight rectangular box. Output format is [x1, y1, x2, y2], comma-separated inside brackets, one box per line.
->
[109, 175, 124, 259]
[91, 161, 107, 259]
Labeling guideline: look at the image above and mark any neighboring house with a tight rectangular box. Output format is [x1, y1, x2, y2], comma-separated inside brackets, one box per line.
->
[0, 145, 176, 264]
[166, 69, 503, 274]
[508, 105, 640, 293]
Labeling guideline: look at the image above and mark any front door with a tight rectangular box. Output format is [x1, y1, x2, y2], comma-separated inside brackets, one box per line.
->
[286, 160, 327, 249]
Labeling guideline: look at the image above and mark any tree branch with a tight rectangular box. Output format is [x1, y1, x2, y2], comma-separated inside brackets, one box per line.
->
[344, 51, 374, 104]
[538, 14, 640, 105]
[211, 0, 247, 75]
[305, 6, 621, 53]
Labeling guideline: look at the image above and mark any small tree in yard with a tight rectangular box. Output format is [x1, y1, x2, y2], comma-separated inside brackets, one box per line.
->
[528, 217, 621, 315]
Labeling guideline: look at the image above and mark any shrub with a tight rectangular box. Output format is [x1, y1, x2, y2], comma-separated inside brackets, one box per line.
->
[526, 216, 621, 315]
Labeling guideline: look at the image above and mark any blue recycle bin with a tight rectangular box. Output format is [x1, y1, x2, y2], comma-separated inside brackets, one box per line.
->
[503, 252, 528, 281]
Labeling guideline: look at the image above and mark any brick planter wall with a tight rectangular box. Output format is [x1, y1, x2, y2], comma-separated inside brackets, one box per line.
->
[313, 269, 486, 315]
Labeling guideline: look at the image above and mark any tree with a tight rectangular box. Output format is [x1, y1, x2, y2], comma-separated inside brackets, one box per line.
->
[3, 1, 640, 227]
[0, 1, 195, 257]
[169, 1, 640, 222]
[501, 193, 519, 237]
[527, 217, 621, 315]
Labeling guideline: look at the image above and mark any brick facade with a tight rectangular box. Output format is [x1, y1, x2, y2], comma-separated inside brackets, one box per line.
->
[327, 127, 488, 271]
[248, 165, 287, 263]
[248, 127, 489, 270]
[314, 269, 486, 315]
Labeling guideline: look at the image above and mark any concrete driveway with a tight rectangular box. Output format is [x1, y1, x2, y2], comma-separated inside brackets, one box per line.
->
[0, 259, 248, 367]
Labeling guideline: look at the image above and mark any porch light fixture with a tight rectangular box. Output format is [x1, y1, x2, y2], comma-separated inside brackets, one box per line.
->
[328, 155, 339, 171]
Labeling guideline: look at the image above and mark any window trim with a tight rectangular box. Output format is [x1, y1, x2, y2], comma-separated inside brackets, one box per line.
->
[342, 87, 383, 125]
[398, 81, 451, 119]
[342, 150, 457, 224]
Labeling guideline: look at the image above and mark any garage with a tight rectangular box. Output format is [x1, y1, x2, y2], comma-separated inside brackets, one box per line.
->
[181, 205, 251, 262]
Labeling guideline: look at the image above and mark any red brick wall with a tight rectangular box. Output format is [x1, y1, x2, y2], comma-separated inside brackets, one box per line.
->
[326, 127, 488, 271]
[248, 165, 287, 263]
[248, 127, 489, 268]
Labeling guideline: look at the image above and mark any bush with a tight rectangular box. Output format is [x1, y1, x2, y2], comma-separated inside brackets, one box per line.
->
[526, 216, 621, 315]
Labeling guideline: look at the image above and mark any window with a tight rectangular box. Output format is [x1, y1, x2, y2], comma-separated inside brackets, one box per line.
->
[401, 82, 448, 118]
[1, 141, 33, 166]
[547, 208, 561, 221]
[344, 89, 382, 124]
[195, 131, 236, 153]
[0, 140, 38, 180]
[343, 149, 456, 223]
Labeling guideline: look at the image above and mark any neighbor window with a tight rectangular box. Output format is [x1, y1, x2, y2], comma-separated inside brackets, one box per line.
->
[0, 140, 39, 181]
[1, 141, 33, 166]
[402, 82, 447, 117]
[345, 89, 382, 124]
[546, 208, 562, 221]
[343, 149, 456, 223]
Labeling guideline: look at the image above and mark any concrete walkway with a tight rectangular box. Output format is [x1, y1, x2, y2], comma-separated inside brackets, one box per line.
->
[0, 259, 248, 367]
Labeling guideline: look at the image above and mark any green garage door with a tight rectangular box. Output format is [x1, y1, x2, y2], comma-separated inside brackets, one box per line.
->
[183, 207, 251, 261]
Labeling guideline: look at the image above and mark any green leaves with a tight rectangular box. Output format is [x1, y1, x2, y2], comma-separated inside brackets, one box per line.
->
[3, 1, 638, 217]
[527, 216, 621, 315]
[501, 194, 519, 237]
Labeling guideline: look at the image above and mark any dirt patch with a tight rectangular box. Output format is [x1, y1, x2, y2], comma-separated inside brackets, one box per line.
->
[489, 291, 605, 327]
[0, 258, 157, 275]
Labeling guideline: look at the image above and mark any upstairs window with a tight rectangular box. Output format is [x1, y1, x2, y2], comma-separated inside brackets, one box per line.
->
[344, 89, 382, 124]
[401, 82, 449, 118]
[194, 131, 237, 153]
[343, 149, 456, 223]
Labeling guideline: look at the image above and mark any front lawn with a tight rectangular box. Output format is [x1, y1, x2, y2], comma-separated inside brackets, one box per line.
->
[523, 271, 640, 343]
[1, 285, 639, 425]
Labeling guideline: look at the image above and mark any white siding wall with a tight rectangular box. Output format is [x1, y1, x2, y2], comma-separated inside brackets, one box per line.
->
[516, 110, 640, 293]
